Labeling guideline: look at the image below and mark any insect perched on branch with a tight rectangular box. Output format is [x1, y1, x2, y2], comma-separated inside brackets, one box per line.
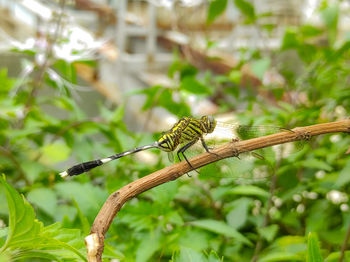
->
[60, 115, 295, 178]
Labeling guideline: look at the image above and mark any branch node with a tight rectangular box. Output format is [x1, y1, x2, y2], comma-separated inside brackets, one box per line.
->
[295, 130, 312, 141]
[86, 233, 100, 262]
[229, 140, 240, 157]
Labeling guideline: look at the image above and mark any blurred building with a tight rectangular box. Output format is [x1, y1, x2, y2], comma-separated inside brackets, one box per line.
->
[0, 0, 348, 130]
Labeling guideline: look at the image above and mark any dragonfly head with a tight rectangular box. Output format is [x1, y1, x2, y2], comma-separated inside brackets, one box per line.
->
[201, 115, 217, 134]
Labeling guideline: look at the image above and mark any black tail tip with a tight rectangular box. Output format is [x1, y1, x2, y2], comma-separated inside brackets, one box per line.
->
[59, 166, 86, 177]
[59, 168, 84, 178]
[59, 160, 103, 178]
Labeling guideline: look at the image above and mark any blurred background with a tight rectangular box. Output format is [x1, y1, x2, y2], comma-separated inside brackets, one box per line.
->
[0, 0, 350, 261]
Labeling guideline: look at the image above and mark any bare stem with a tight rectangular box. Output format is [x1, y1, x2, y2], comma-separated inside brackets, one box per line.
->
[85, 119, 350, 261]
[251, 149, 282, 262]
[339, 217, 350, 262]
[25, 0, 66, 112]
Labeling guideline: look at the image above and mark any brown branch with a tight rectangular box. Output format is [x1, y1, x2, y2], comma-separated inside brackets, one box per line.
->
[86, 118, 350, 261]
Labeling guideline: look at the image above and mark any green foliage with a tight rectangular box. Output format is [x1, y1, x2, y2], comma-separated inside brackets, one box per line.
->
[207, 0, 256, 24]
[233, 0, 256, 23]
[0, 175, 87, 261]
[190, 219, 252, 245]
[307, 233, 323, 262]
[1, 1, 350, 261]
[207, 0, 228, 24]
[172, 248, 223, 262]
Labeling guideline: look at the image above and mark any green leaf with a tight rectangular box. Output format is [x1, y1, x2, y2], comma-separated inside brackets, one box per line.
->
[40, 222, 87, 261]
[112, 104, 125, 123]
[226, 198, 250, 229]
[207, 251, 223, 262]
[300, 25, 323, 38]
[0, 176, 87, 261]
[98, 103, 125, 123]
[225, 185, 269, 198]
[20, 161, 46, 183]
[190, 219, 252, 245]
[40, 141, 71, 164]
[72, 199, 90, 235]
[207, 0, 228, 24]
[135, 231, 161, 262]
[137, 85, 163, 111]
[14, 250, 61, 261]
[157, 89, 191, 116]
[174, 247, 206, 262]
[257, 224, 278, 242]
[180, 64, 198, 80]
[301, 158, 333, 172]
[178, 230, 209, 251]
[335, 159, 350, 187]
[173, 248, 222, 262]
[251, 58, 271, 80]
[259, 252, 301, 262]
[27, 188, 58, 217]
[228, 70, 242, 84]
[0, 69, 15, 97]
[55, 181, 109, 221]
[0, 227, 8, 239]
[281, 29, 299, 50]
[103, 243, 125, 260]
[180, 77, 210, 95]
[53, 97, 85, 119]
[0, 250, 11, 262]
[320, 4, 338, 44]
[307, 232, 323, 262]
[55, 205, 77, 222]
[0, 175, 42, 252]
[233, 0, 256, 23]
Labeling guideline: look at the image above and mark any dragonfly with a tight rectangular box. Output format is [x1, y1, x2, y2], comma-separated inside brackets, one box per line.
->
[59, 115, 293, 178]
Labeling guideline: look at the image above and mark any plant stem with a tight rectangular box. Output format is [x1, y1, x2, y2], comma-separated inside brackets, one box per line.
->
[339, 219, 350, 262]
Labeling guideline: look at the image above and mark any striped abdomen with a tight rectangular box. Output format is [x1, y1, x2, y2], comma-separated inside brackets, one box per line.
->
[157, 132, 179, 152]
[157, 117, 207, 152]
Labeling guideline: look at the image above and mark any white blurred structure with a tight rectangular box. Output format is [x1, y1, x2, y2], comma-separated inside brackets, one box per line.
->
[0, 0, 349, 131]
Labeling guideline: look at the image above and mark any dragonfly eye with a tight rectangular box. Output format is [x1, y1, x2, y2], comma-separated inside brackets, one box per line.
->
[201, 115, 217, 133]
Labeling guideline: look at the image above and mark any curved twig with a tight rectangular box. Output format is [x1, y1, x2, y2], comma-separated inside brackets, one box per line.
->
[85, 118, 350, 261]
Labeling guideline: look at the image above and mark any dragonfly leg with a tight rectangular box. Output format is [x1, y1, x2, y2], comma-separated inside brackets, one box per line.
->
[200, 137, 220, 158]
[177, 140, 200, 175]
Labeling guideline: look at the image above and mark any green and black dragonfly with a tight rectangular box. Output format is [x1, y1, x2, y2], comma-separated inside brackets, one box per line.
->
[60, 115, 293, 178]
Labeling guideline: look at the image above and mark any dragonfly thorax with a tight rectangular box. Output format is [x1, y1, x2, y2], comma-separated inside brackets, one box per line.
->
[156, 116, 217, 153]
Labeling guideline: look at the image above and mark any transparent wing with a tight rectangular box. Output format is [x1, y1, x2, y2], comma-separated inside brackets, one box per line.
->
[208, 122, 306, 154]
[198, 155, 272, 182]
[175, 122, 308, 181]
[212, 121, 291, 140]
[167, 152, 174, 162]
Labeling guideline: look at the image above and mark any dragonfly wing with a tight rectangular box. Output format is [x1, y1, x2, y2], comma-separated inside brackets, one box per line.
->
[167, 152, 174, 162]
[193, 122, 309, 181]
[214, 121, 306, 156]
[197, 153, 272, 182]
